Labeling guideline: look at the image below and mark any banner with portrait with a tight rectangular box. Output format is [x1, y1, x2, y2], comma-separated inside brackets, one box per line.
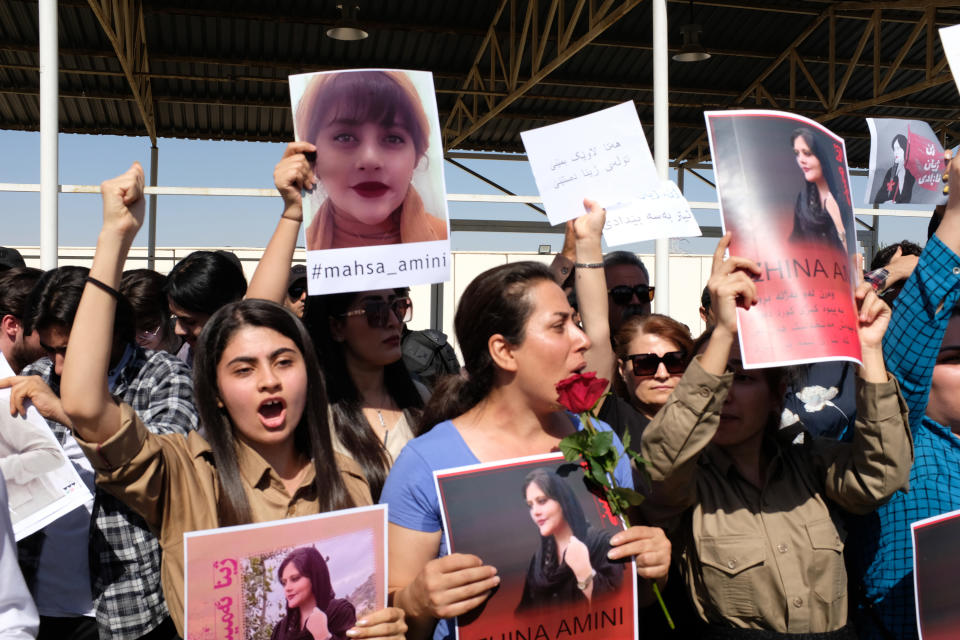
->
[184, 505, 387, 640]
[289, 68, 451, 295]
[435, 453, 638, 640]
[866, 118, 948, 206]
[0, 353, 92, 540]
[705, 110, 861, 368]
[911, 509, 960, 640]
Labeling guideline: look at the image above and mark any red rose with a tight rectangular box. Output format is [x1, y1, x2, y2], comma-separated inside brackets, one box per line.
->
[555, 372, 608, 413]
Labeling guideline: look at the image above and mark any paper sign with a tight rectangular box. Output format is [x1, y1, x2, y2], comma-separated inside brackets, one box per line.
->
[435, 453, 638, 640]
[911, 509, 960, 640]
[522, 102, 700, 244]
[940, 24, 960, 95]
[603, 179, 701, 246]
[289, 68, 451, 295]
[866, 118, 947, 206]
[705, 110, 861, 369]
[0, 353, 92, 540]
[185, 505, 386, 640]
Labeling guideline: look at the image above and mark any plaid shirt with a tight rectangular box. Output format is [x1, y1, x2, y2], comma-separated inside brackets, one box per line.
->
[21, 346, 197, 639]
[847, 235, 960, 640]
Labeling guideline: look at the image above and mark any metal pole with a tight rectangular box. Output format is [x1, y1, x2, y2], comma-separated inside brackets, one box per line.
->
[148, 144, 158, 270]
[39, 0, 58, 270]
[653, 0, 669, 315]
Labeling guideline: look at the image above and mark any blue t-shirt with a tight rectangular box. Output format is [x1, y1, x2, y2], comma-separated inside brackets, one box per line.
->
[379, 413, 634, 640]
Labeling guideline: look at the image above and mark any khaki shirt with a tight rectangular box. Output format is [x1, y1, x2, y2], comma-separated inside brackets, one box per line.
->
[76, 402, 372, 636]
[640, 357, 912, 633]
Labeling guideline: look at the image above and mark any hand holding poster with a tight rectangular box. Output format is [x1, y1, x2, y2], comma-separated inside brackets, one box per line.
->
[0, 353, 92, 540]
[435, 453, 637, 640]
[521, 101, 701, 246]
[289, 69, 451, 295]
[866, 118, 948, 206]
[705, 110, 861, 368]
[911, 509, 960, 640]
[185, 506, 386, 640]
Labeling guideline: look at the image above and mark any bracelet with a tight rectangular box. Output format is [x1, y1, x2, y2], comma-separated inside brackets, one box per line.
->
[85, 276, 124, 302]
[576, 569, 597, 590]
[574, 262, 604, 269]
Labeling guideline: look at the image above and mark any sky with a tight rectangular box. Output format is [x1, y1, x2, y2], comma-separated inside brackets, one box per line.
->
[0, 127, 933, 256]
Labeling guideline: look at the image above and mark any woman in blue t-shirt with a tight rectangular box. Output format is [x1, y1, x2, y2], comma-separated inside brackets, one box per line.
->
[380, 260, 671, 640]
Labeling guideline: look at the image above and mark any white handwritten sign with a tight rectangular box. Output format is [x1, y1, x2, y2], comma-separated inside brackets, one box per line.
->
[941, 24, 960, 95]
[603, 180, 701, 246]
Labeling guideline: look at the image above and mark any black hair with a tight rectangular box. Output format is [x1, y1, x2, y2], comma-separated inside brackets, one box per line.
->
[302, 290, 423, 502]
[602, 251, 650, 281]
[193, 299, 354, 526]
[418, 261, 555, 431]
[275, 546, 356, 638]
[165, 251, 247, 316]
[870, 241, 923, 271]
[789, 127, 854, 251]
[26, 266, 134, 345]
[120, 269, 176, 349]
[0, 267, 42, 320]
[929, 204, 947, 240]
[891, 134, 908, 154]
[700, 285, 711, 312]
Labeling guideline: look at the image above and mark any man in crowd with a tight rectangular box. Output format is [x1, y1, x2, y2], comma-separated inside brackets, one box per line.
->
[603, 250, 653, 333]
[0, 268, 44, 374]
[1, 266, 197, 640]
[847, 158, 960, 639]
[284, 264, 307, 318]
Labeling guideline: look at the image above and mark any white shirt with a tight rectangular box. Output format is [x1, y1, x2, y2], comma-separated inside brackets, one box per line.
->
[0, 470, 39, 638]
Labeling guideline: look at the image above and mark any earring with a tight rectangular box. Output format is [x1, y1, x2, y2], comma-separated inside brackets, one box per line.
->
[216, 399, 224, 409]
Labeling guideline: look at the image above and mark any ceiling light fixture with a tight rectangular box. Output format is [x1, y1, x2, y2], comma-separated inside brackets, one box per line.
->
[673, 1, 710, 63]
[327, 4, 368, 41]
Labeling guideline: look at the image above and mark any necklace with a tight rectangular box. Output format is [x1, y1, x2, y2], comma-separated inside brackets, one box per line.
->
[375, 407, 389, 447]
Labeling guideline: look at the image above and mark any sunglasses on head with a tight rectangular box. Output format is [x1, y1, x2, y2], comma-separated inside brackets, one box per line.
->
[626, 351, 686, 377]
[287, 283, 307, 300]
[341, 297, 412, 328]
[608, 284, 655, 306]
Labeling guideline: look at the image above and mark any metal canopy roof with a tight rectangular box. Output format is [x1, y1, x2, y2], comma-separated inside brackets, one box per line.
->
[1, 0, 959, 168]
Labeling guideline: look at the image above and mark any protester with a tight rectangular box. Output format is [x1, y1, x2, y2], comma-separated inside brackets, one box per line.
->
[381, 260, 671, 640]
[640, 233, 912, 638]
[119, 269, 180, 353]
[284, 264, 307, 318]
[863, 240, 922, 307]
[1, 264, 197, 640]
[0, 268, 44, 374]
[847, 151, 960, 640]
[248, 143, 427, 500]
[698, 285, 715, 330]
[165, 250, 247, 366]
[604, 251, 653, 334]
[0, 248, 26, 273]
[54, 162, 405, 640]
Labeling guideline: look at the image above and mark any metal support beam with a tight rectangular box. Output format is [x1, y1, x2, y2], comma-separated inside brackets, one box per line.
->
[39, 0, 57, 270]
[442, 0, 642, 150]
[444, 157, 545, 214]
[87, 0, 157, 143]
[148, 144, 158, 269]
[653, 0, 668, 316]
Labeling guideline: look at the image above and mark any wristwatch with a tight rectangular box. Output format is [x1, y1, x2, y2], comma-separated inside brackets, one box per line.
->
[577, 569, 597, 590]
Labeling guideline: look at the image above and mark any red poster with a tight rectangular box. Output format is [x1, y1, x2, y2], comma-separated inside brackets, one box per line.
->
[435, 453, 637, 640]
[906, 126, 946, 193]
[705, 110, 861, 368]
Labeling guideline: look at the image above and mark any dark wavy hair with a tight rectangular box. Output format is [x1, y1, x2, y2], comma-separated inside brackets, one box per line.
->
[788, 127, 854, 251]
[522, 468, 588, 540]
[193, 299, 354, 525]
[417, 261, 555, 432]
[303, 290, 423, 501]
[277, 546, 333, 620]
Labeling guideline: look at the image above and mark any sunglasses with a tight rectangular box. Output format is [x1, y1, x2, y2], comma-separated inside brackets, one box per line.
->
[626, 351, 686, 377]
[608, 284, 655, 306]
[288, 283, 307, 300]
[341, 297, 412, 328]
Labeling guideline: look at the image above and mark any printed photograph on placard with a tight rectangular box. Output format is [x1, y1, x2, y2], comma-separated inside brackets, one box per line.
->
[0, 353, 93, 540]
[184, 505, 386, 640]
[866, 118, 948, 206]
[705, 110, 861, 368]
[912, 509, 960, 640]
[288, 68, 451, 295]
[435, 453, 637, 640]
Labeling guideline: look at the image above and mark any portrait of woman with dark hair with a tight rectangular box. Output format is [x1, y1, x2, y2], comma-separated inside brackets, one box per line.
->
[873, 133, 915, 205]
[516, 468, 623, 612]
[294, 69, 448, 251]
[272, 546, 357, 640]
[788, 127, 853, 253]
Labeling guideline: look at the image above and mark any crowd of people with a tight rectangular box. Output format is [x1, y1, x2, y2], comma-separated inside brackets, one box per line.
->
[0, 143, 954, 640]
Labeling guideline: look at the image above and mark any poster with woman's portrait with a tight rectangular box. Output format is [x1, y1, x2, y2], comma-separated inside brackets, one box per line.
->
[184, 505, 386, 640]
[705, 110, 861, 368]
[0, 353, 92, 540]
[866, 118, 948, 206]
[288, 68, 451, 296]
[435, 453, 637, 640]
